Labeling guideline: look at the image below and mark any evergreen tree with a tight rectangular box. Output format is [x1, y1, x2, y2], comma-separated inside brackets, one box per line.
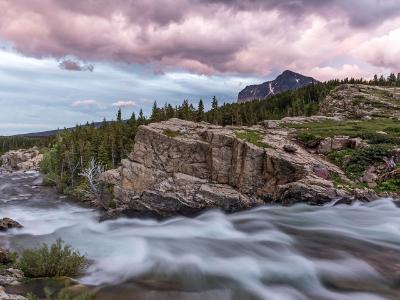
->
[117, 108, 122, 122]
[197, 99, 205, 122]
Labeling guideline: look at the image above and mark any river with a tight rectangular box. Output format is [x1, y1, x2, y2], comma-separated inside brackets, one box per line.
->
[1, 171, 400, 300]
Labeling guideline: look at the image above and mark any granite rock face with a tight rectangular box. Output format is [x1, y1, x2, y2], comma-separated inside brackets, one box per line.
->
[102, 119, 351, 217]
[1, 147, 43, 171]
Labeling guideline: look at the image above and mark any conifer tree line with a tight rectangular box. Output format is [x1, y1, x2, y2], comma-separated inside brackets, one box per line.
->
[0, 73, 398, 198]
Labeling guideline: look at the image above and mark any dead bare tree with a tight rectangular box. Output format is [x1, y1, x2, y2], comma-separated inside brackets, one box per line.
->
[79, 158, 106, 209]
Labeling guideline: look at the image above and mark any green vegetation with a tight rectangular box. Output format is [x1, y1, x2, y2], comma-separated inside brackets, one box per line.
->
[27, 289, 94, 300]
[376, 179, 400, 193]
[328, 145, 392, 180]
[163, 129, 181, 138]
[17, 239, 87, 278]
[235, 130, 271, 148]
[295, 132, 322, 148]
[0, 136, 52, 156]
[289, 118, 400, 145]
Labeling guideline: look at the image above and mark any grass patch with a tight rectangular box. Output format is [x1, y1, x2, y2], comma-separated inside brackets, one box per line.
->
[163, 129, 181, 138]
[328, 145, 392, 180]
[288, 118, 400, 145]
[17, 239, 87, 278]
[235, 130, 271, 148]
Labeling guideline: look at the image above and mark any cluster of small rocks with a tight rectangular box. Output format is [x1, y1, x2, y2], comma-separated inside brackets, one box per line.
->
[0, 220, 26, 300]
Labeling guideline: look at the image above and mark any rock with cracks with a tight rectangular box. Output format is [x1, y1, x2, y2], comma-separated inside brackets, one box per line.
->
[102, 119, 353, 218]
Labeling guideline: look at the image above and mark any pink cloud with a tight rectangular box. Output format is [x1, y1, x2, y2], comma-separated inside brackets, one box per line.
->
[0, 0, 399, 78]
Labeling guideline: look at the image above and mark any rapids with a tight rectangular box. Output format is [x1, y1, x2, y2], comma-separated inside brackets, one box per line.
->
[1, 171, 400, 300]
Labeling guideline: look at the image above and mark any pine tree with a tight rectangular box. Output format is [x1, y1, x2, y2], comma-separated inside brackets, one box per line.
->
[138, 109, 145, 125]
[197, 99, 205, 122]
[151, 101, 159, 122]
[117, 108, 122, 122]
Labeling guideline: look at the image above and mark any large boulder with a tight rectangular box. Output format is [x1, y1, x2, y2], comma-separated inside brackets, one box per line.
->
[0, 218, 23, 231]
[317, 136, 368, 154]
[102, 119, 352, 217]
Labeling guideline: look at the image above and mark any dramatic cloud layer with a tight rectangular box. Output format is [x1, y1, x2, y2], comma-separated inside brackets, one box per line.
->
[0, 0, 399, 77]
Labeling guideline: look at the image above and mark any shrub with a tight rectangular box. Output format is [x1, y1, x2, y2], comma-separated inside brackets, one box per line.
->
[377, 179, 400, 193]
[17, 239, 87, 278]
[295, 132, 322, 148]
[328, 145, 392, 180]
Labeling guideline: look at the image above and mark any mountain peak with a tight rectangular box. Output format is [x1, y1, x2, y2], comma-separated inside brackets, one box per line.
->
[238, 70, 318, 103]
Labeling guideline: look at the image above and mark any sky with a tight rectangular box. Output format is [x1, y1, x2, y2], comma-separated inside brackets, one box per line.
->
[0, 0, 400, 135]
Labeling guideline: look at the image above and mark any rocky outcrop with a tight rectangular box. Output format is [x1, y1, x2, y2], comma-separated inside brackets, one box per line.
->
[1, 147, 43, 171]
[102, 118, 352, 217]
[0, 218, 23, 231]
[0, 269, 24, 286]
[319, 84, 400, 119]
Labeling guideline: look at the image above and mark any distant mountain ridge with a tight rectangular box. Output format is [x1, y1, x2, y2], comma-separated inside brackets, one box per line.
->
[238, 70, 318, 103]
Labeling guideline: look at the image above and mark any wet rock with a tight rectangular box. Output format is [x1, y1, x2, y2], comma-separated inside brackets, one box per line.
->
[0, 218, 22, 231]
[0, 286, 26, 300]
[275, 177, 348, 205]
[353, 188, 379, 202]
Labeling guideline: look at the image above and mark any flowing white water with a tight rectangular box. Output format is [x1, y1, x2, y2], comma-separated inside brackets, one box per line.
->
[1, 171, 400, 300]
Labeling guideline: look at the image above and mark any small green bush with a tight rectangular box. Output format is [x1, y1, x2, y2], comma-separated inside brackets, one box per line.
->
[377, 179, 400, 193]
[295, 132, 322, 148]
[17, 239, 87, 278]
[328, 145, 392, 180]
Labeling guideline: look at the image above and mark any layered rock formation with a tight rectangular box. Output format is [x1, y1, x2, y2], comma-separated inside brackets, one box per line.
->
[1, 147, 43, 171]
[102, 119, 351, 217]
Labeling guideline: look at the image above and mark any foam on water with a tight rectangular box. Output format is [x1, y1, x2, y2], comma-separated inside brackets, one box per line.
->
[1, 171, 400, 300]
